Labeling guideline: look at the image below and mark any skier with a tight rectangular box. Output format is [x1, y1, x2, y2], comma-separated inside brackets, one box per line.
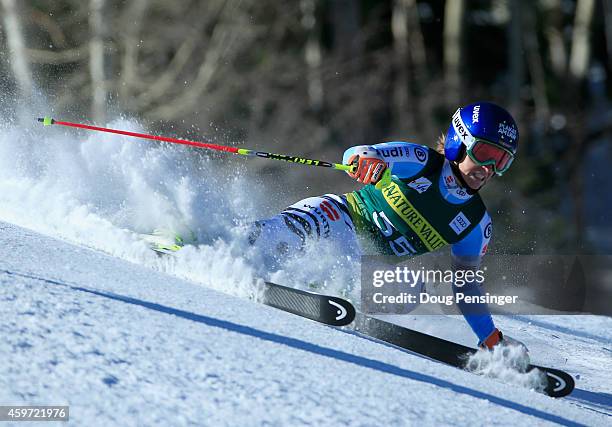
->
[248, 101, 520, 350]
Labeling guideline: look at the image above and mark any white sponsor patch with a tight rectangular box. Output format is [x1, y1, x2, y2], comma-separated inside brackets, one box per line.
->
[449, 212, 471, 235]
[407, 177, 432, 194]
[452, 109, 476, 149]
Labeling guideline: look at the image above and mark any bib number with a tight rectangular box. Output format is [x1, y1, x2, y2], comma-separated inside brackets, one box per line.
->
[372, 211, 417, 256]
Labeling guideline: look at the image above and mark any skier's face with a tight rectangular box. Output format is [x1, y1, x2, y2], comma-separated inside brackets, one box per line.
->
[457, 155, 494, 190]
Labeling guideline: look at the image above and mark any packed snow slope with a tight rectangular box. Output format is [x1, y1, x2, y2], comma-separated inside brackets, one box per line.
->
[0, 114, 611, 425]
[0, 223, 611, 426]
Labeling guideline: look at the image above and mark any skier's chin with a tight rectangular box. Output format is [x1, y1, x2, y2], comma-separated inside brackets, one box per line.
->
[466, 176, 487, 190]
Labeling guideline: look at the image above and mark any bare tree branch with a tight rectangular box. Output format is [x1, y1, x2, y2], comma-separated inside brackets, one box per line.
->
[26, 46, 88, 64]
[569, 0, 596, 80]
[508, 0, 523, 112]
[443, 0, 464, 107]
[89, 0, 108, 123]
[1, 0, 33, 97]
[540, 0, 567, 78]
[391, 0, 411, 133]
[523, 0, 550, 122]
[605, 0, 612, 71]
[406, 0, 429, 138]
[119, 0, 149, 103]
[29, 7, 68, 48]
[300, 0, 323, 112]
[145, 1, 243, 120]
[129, 0, 227, 111]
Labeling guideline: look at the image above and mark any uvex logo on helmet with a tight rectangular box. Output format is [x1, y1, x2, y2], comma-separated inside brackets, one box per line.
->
[452, 112, 469, 140]
[472, 105, 480, 123]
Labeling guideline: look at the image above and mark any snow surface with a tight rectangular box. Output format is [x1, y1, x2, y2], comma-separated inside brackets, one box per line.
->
[1, 222, 611, 426]
[0, 115, 610, 425]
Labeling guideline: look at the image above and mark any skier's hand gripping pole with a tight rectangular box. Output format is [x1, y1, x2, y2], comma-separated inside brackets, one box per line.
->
[345, 146, 392, 188]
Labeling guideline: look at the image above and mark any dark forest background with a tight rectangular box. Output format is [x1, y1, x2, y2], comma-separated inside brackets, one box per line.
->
[1, 0, 611, 263]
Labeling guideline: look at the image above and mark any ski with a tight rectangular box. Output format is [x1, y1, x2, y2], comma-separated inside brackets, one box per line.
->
[137, 231, 356, 326]
[352, 314, 575, 397]
[262, 282, 356, 327]
[138, 229, 186, 254]
[138, 230, 573, 396]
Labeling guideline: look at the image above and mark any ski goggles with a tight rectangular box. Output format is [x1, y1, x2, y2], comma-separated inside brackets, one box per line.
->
[466, 139, 514, 175]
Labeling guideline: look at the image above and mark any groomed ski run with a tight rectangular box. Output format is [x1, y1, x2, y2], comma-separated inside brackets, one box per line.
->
[1, 221, 610, 426]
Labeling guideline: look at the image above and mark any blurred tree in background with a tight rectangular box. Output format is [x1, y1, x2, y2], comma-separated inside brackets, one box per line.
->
[1, 0, 611, 257]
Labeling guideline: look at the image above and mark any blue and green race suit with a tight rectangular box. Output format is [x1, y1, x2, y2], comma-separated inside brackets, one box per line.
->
[343, 142, 495, 343]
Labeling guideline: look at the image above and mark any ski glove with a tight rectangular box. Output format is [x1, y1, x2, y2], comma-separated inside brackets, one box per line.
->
[479, 328, 503, 349]
[479, 328, 529, 353]
[346, 146, 387, 185]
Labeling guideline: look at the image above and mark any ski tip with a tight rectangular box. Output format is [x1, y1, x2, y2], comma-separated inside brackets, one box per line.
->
[328, 297, 356, 326]
[543, 369, 575, 398]
[37, 117, 55, 126]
